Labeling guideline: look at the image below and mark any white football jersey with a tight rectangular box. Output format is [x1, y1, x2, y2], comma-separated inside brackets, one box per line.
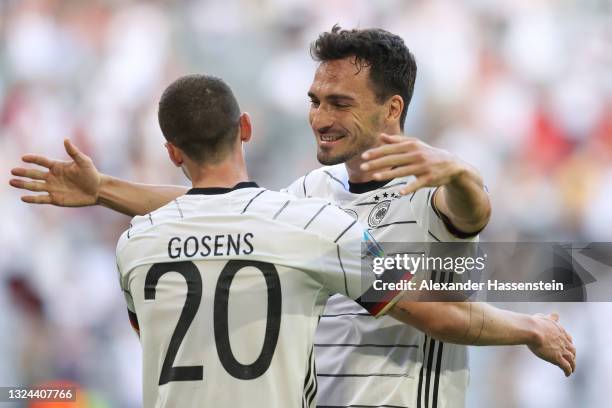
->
[284, 165, 479, 408]
[116, 182, 406, 408]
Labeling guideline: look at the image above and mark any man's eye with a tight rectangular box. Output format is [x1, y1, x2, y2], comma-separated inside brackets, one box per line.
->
[334, 103, 350, 108]
[310, 100, 320, 107]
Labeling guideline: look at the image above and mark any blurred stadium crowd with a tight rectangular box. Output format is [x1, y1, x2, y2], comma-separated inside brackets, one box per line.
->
[0, 0, 610, 406]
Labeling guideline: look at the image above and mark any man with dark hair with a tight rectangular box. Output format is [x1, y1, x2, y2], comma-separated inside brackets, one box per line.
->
[158, 74, 241, 164]
[11, 27, 576, 408]
[311, 25, 417, 132]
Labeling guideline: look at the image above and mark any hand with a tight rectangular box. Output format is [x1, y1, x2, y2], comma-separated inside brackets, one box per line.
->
[10, 139, 102, 207]
[360, 133, 466, 195]
[527, 313, 576, 377]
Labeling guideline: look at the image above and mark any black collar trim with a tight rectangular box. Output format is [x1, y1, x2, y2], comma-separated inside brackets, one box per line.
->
[348, 179, 391, 194]
[186, 181, 259, 195]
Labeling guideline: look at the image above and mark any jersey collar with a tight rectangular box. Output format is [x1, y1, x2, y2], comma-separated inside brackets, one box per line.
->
[348, 179, 391, 194]
[186, 181, 260, 195]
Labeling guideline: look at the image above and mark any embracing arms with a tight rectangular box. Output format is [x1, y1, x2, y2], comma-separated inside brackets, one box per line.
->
[361, 134, 491, 235]
[388, 300, 576, 377]
[12, 140, 575, 377]
[9, 139, 186, 216]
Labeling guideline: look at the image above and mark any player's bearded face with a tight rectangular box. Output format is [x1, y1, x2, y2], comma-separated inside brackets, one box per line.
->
[308, 58, 385, 166]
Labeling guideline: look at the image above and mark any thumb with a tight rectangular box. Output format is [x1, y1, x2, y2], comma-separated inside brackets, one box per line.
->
[549, 312, 559, 322]
[64, 139, 88, 166]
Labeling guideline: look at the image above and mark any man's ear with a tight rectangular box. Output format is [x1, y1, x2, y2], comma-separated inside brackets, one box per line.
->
[165, 142, 183, 167]
[238, 112, 252, 143]
[385, 95, 404, 126]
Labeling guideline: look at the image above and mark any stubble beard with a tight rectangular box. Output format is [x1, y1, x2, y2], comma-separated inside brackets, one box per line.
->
[316, 135, 377, 166]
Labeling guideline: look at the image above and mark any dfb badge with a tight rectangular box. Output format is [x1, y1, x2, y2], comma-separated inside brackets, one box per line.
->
[368, 200, 391, 227]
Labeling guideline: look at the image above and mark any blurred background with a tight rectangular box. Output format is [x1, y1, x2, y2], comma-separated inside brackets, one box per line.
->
[1, 0, 611, 406]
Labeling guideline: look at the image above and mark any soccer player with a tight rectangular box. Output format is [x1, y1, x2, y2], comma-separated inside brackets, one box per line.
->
[10, 30, 577, 408]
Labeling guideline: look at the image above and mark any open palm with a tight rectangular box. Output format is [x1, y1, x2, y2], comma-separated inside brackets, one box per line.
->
[10, 139, 101, 207]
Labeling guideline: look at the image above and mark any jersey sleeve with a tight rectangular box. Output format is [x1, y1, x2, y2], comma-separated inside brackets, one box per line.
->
[316, 209, 415, 317]
[116, 230, 140, 335]
[411, 187, 481, 243]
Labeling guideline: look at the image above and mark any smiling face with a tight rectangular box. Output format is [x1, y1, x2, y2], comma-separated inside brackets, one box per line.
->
[308, 58, 389, 167]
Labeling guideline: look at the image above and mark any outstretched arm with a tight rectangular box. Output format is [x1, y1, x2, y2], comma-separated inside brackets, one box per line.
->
[388, 300, 576, 377]
[97, 175, 187, 216]
[361, 134, 491, 234]
[9, 139, 187, 216]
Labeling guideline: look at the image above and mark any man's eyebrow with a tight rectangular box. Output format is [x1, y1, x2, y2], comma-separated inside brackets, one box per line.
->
[327, 94, 356, 102]
[307, 92, 356, 102]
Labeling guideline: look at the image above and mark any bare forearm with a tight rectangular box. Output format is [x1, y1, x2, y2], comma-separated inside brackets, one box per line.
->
[437, 164, 490, 233]
[389, 301, 538, 347]
[98, 175, 188, 216]
[389, 298, 575, 376]
[443, 302, 538, 346]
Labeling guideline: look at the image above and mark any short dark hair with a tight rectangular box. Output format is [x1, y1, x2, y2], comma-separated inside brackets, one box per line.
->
[311, 25, 417, 131]
[158, 74, 241, 164]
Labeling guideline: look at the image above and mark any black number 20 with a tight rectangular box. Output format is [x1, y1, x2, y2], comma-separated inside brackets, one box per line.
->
[144, 260, 282, 385]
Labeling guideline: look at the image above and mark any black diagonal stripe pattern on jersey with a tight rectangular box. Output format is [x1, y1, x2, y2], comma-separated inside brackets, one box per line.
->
[303, 171, 311, 197]
[425, 270, 439, 408]
[432, 270, 453, 407]
[336, 245, 349, 297]
[304, 203, 330, 230]
[303, 346, 317, 408]
[333, 219, 357, 243]
[309, 355, 318, 408]
[241, 189, 266, 213]
[323, 170, 346, 190]
[428, 230, 441, 242]
[273, 200, 291, 220]
[372, 220, 418, 230]
[418, 269, 449, 408]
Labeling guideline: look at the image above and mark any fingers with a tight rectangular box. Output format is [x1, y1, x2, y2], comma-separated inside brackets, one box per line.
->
[557, 355, 572, 377]
[362, 139, 419, 160]
[11, 167, 47, 181]
[9, 178, 47, 192]
[22, 154, 55, 169]
[370, 166, 423, 181]
[361, 153, 423, 172]
[21, 195, 53, 205]
[550, 312, 559, 322]
[565, 349, 576, 373]
[64, 138, 88, 166]
[399, 178, 429, 196]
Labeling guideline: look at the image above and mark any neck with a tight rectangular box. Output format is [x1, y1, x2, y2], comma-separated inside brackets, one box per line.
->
[187, 151, 250, 188]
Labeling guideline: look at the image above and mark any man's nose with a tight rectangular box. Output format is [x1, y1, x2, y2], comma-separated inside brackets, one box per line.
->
[310, 109, 334, 134]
